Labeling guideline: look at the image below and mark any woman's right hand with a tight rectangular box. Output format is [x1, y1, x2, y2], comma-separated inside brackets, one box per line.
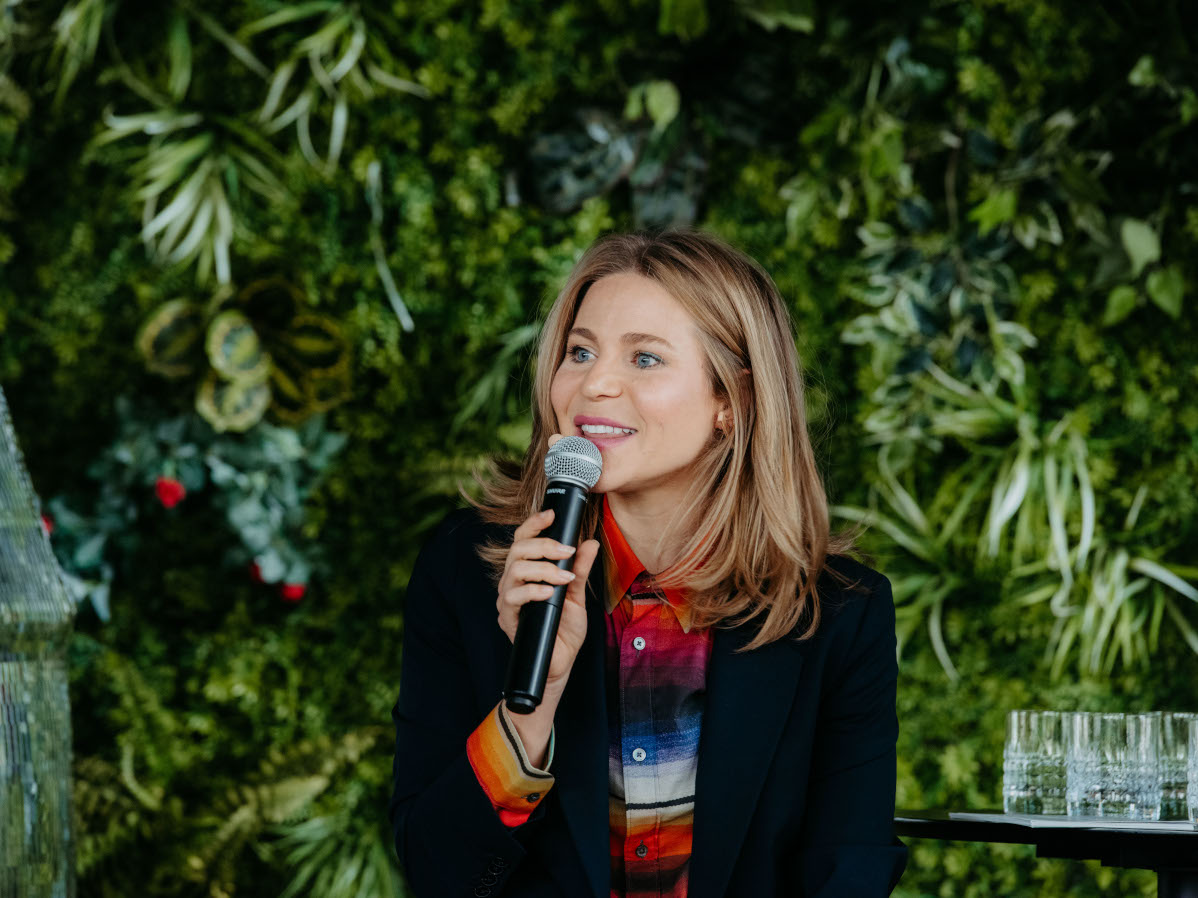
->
[496, 506, 600, 690]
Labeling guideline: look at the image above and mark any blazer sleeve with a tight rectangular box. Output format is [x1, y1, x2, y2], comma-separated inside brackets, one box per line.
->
[795, 572, 908, 896]
[388, 519, 550, 897]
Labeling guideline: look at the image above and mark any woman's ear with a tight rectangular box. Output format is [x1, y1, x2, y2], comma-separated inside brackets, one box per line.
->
[715, 369, 750, 435]
[715, 405, 732, 435]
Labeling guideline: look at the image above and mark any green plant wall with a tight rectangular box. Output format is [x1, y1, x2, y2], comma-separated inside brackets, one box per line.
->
[3, 1, 1197, 895]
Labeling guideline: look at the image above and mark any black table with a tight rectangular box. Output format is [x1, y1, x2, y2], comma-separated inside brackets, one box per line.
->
[895, 810, 1198, 898]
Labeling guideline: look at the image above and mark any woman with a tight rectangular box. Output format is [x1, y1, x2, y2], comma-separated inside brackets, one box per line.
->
[389, 229, 906, 897]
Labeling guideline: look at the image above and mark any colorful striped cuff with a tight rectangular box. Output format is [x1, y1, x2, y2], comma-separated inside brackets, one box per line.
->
[466, 700, 555, 828]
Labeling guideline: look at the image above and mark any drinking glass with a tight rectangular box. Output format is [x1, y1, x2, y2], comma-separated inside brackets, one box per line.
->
[1090, 713, 1129, 818]
[1067, 711, 1100, 816]
[1004, 710, 1037, 814]
[1187, 716, 1198, 825]
[1159, 712, 1195, 821]
[1004, 710, 1068, 814]
[1124, 713, 1161, 821]
[1067, 712, 1161, 819]
[1036, 711, 1068, 815]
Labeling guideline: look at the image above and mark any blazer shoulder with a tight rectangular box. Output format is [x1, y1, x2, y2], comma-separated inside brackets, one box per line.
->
[814, 554, 894, 631]
[820, 553, 889, 598]
[424, 507, 512, 555]
[404, 506, 516, 629]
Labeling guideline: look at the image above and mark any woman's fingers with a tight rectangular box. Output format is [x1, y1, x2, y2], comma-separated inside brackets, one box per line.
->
[498, 479, 592, 654]
[497, 543, 596, 640]
[512, 537, 577, 562]
[512, 508, 553, 542]
[510, 559, 576, 586]
[497, 582, 558, 636]
[498, 582, 557, 611]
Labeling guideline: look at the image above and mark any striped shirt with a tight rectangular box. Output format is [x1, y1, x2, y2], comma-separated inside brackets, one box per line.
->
[468, 496, 711, 897]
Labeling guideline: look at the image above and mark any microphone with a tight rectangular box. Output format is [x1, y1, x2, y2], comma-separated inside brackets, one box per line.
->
[504, 436, 603, 715]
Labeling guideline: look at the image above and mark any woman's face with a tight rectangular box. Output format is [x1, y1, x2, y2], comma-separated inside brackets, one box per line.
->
[550, 272, 725, 508]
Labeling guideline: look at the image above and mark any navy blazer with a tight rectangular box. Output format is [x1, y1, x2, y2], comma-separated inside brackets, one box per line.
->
[389, 507, 907, 897]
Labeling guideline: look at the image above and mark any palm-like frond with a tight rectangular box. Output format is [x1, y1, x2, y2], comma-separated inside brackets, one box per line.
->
[243, 3, 428, 174]
[92, 108, 284, 284]
[269, 805, 404, 898]
[49, 0, 109, 105]
[843, 379, 1198, 676]
[184, 727, 387, 896]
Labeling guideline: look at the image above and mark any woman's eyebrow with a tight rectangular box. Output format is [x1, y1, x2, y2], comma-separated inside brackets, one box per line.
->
[568, 326, 675, 350]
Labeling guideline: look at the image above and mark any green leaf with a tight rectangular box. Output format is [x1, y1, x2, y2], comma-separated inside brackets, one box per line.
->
[206, 311, 271, 383]
[1101, 285, 1138, 326]
[1128, 54, 1157, 87]
[623, 86, 644, 121]
[1120, 218, 1160, 277]
[74, 533, 107, 569]
[136, 299, 206, 378]
[237, 1, 338, 39]
[268, 350, 308, 422]
[167, 14, 192, 102]
[279, 315, 349, 374]
[196, 372, 271, 433]
[658, 0, 708, 41]
[254, 549, 286, 582]
[739, 0, 815, 33]
[643, 81, 680, 135]
[1181, 88, 1198, 126]
[968, 187, 1017, 235]
[1146, 264, 1184, 318]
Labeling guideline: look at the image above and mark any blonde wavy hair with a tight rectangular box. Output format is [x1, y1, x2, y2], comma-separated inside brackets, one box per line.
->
[468, 228, 868, 649]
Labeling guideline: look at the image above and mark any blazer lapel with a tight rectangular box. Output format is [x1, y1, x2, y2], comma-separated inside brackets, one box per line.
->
[550, 570, 610, 898]
[689, 623, 804, 898]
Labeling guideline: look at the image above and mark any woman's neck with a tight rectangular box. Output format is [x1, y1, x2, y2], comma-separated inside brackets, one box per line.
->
[605, 492, 686, 573]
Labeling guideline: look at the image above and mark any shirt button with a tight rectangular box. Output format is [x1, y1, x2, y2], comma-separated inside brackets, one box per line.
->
[632, 636, 646, 650]
[635, 842, 648, 858]
[632, 747, 647, 762]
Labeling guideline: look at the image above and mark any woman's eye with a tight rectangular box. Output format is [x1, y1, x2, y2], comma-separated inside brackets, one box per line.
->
[634, 352, 661, 369]
[566, 345, 592, 362]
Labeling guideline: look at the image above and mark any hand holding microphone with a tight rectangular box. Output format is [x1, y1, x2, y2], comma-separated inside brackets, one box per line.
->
[497, 434, 602, 714]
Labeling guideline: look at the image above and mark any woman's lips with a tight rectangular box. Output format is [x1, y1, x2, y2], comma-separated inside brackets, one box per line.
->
[577, 428, 634, 449]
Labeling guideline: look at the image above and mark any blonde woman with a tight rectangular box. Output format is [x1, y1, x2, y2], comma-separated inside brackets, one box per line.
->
[389, 229, 906, 897]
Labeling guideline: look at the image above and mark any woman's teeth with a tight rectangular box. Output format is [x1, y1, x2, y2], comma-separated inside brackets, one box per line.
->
[580, 424, 635, 435]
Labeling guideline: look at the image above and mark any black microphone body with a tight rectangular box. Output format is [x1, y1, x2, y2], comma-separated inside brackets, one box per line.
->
[504, 479, 589, 714]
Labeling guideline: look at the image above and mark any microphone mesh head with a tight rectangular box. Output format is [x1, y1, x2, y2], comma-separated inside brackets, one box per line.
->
[544, 436, 603, 488]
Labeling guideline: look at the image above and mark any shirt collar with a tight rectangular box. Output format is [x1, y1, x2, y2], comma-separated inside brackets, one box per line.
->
[600, 494, 693, 632]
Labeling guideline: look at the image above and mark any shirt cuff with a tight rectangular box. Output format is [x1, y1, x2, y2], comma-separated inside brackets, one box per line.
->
[466, 699, 555, 828]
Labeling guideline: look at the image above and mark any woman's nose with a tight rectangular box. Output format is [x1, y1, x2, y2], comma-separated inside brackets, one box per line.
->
[580, 359, 622, 398]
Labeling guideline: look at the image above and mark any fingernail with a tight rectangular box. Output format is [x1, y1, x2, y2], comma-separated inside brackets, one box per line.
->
[566, 572, 576, 580]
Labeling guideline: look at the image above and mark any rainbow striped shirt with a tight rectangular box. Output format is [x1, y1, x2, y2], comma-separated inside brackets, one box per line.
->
[468, 497, 711, 897]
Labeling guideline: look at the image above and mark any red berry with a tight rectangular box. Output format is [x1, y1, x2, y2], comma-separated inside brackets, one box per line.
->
[280, 582, 306, 602]
[249, 562, 264, 584]
[155, 476, 186, 509]
[40, 514, 54, 535]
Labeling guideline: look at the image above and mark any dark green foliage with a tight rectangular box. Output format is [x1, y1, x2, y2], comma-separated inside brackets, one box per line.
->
[3, 1, 1197, 895]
